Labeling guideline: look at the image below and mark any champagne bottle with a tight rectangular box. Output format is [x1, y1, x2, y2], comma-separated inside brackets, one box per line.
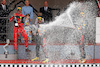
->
[14, 17, 18, 27]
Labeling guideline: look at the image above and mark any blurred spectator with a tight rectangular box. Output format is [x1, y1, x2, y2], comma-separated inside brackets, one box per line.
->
[22, 0, 33, 24]
[22, 0, 33, 43]
[0, 0, 8, 11]
[0, 0, 9, 41]
[40, 1, 52, 23]
[0, 0, 9, 17]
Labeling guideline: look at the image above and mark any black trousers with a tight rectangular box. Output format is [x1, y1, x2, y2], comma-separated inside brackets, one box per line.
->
[35, 31, 43, 57]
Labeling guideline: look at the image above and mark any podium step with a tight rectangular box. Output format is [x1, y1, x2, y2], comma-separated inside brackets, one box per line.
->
[0, 54, 18, 60]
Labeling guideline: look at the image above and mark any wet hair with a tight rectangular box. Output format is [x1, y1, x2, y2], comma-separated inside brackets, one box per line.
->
[38, 12, 42, 16]
[26, 14, 31, 22]
[26, 14, 30, 17]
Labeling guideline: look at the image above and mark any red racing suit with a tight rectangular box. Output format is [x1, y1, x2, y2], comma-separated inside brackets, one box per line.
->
[9, 13, 28, 50]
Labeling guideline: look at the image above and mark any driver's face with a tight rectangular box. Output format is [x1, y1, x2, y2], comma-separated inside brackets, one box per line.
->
[17, 10, 21, 14]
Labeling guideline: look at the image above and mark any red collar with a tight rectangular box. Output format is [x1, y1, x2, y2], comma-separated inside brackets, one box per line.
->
[16, 13, 25, 17]
[1, 3, 5, 5]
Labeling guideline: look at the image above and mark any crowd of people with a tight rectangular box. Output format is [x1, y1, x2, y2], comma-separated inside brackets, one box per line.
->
[0, 0, 52, 63]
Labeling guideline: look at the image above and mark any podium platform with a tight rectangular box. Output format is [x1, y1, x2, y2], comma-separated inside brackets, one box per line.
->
[0, 40, 99, 63]
[0, 54, 17, 60]
[0, 41, 95, 60]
